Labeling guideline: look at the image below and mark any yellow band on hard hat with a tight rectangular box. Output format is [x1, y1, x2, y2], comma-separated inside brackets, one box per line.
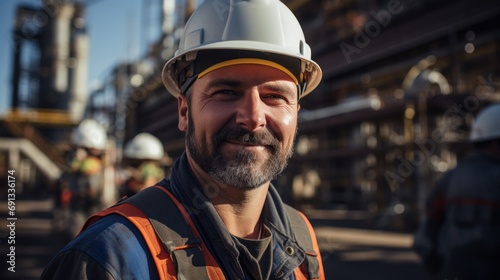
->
[197, 58, 299, 85]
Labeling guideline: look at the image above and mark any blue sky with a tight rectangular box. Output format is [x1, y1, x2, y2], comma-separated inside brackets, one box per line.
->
[0, 0, 159, 116]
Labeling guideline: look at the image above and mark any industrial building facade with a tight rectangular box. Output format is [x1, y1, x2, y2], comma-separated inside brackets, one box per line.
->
[1, 0, 90, 194]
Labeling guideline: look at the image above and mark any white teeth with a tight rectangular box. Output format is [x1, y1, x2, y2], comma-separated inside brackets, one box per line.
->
[243, 134, 250, 142]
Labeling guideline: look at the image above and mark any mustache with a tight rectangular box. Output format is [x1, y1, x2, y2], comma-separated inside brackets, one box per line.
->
[213, 126, 279, 150]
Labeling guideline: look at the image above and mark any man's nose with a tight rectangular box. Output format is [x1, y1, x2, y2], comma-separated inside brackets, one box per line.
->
[235, 90, 266, 131]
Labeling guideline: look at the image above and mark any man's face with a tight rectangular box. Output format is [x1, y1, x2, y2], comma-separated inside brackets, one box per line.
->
[177, 63, 300, 190]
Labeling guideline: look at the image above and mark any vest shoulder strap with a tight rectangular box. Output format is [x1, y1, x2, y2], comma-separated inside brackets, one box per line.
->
[285, 205, 325, 280]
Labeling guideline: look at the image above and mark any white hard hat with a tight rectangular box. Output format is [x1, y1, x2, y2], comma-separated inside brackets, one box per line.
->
[71, 119, 107, 150]
[469, 104, 500, 142]
[162, 0, 322, 99]
[124, 133, 164, 160]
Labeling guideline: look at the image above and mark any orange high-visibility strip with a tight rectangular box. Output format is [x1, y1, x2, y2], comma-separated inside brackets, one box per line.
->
[296, 211, 325, 280]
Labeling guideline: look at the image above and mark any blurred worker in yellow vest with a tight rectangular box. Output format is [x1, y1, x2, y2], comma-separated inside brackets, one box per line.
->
[121, 133, 167, 197]
[67, 119, 107, 237]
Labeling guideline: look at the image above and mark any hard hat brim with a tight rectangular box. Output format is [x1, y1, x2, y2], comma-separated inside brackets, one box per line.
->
[162, 41, 322, 99]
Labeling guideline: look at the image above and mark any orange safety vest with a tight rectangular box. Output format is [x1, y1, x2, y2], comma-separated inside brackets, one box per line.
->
[81, 186, 325, 280]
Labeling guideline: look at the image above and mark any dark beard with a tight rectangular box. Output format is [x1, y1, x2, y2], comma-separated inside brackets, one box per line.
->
[186, 113, 295, 190]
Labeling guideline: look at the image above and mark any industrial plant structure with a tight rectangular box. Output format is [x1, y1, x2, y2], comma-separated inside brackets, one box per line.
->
[1, 0, 90, 194]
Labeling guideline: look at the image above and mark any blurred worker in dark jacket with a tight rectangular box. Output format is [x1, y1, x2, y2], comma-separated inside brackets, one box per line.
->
[413, 103, 500, 280]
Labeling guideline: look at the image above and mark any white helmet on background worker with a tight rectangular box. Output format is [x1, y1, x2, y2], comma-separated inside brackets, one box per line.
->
[124, 133, 164, 161]
[469, 104, 500, 143]
[71, 119, 107, 150]
[162, 0, 322, 99]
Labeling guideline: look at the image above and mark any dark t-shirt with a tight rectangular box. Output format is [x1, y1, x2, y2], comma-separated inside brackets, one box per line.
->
[233, 225, 273, 280]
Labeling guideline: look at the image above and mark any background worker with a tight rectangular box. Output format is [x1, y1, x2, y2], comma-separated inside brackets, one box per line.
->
[67, 118, 107, 237]
[41, 1, 324, 279]
[413, 103, 500, 280]
[120, 132, 166, 197]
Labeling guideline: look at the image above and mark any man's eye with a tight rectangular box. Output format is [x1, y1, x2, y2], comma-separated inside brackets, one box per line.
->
[264, 94, 288, 103]
[213, 90, 237, 96]
[269, 94, 286, 100]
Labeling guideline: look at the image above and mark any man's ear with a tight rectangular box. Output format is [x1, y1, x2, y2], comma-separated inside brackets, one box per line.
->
[178, 94, 188, 132]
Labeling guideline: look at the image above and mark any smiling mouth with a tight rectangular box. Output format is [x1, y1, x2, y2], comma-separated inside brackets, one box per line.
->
[215, 129, 277, 153]
[227, 139, 264, 147]
[224, 140, 275, 155]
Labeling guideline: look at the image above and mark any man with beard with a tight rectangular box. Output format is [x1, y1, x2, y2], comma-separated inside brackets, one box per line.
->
[41, 0, 324, 279]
